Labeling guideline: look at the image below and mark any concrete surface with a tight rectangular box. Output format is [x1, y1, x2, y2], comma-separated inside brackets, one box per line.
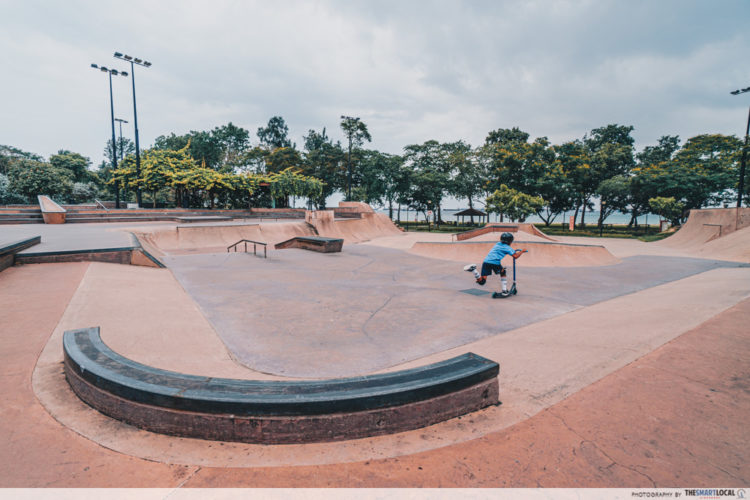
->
[163, 245, 744, 377]
[0, 207, 748, 488]
[1, 262, 746, 486]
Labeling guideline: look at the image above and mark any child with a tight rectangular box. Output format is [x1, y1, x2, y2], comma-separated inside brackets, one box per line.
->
[464, 232, 526, 298]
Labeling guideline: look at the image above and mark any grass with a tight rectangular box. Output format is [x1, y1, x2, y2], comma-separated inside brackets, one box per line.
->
[395, 221, 672, 240]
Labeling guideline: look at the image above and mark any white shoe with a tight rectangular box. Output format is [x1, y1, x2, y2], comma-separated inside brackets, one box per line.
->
[463, 264, 476, 272]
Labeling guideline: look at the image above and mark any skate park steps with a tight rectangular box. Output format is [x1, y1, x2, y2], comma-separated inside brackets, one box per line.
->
[0, 207, 44, 224]
[0, 236, 40, 272]
[275, 236, 344, 253]
[63, 326, 499, 444]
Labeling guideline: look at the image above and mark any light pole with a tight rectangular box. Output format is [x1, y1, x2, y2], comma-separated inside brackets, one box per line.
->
[91, 63, 128, 209]
[114, 52, 152, 208]
[114, 118, 128, 161]
[730, 86, 750, 208]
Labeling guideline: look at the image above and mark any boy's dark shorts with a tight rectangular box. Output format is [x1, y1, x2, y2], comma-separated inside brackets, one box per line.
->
[481, 262, 505, 277]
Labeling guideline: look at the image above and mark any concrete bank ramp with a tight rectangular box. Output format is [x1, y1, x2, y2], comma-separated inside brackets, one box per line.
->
[409, 240, 620, 267]
[307, 210, 402, 243]
[136, 210, 403, 255]
[657, 207, 750, 248]
[136, 221, 315, 255]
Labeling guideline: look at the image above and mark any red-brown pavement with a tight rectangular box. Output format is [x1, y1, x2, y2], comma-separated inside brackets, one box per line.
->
[0, 263, 196, 487]
[181, 297, 750, 487]
[1, 262, 747, 487]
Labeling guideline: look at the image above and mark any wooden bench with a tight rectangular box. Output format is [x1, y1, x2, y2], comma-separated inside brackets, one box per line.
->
[63, 327, 499, 444]
[275, 236, 343, 253]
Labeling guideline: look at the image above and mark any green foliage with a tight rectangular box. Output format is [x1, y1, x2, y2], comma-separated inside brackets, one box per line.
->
[402, 140, 453, 219]
[257, 116, 292, 149]
[0, 173, 27, 204]
[596, 175, 632, 227]
[264, 167, 323, 202]
[153, 122, 250, 172]
[634, 134, 741, 214]
[49, 150, 91, 183]
[486, 184, 545, 222]
[649, 196, 685, 225]
[0, 144, 43, 175]
[7, 159, 73, 202]
[302, 128, 345, 207]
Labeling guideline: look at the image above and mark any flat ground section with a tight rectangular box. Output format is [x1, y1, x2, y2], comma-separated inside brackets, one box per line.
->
[164, 245, 744, 378]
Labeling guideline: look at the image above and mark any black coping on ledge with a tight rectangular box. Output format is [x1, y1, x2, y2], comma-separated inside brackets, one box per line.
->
[0, 236, 41, 256]
[63, 327, 499, 416]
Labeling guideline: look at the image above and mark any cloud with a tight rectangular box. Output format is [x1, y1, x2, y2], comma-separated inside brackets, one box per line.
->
[0, 0, 748, 166]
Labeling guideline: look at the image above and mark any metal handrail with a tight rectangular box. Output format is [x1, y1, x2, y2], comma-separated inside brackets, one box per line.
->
[227, 239, 267, 258]
[94, 199, 109, 211]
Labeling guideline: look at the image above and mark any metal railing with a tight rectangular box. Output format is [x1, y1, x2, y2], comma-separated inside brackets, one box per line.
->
[94, 199, 109, 211]
[227, 239, 267, 258]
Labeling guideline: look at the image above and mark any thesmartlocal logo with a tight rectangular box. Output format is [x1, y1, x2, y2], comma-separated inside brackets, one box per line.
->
[684, 489, 744, 499]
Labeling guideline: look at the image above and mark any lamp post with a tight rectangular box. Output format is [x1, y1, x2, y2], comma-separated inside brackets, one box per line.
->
[114, 118, 128, 161]
[91, 63, 128, 209]
[114, 52, 152, 208]
[730, 86, 750, 208]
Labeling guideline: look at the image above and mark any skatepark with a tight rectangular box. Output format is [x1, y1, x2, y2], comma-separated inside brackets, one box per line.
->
[0, 203, 748, 487]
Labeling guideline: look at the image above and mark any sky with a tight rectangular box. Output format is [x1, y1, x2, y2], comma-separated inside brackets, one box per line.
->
[1, 0, 749, 169]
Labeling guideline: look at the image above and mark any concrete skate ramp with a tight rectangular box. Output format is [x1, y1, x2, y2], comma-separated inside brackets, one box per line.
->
[137, 221, 315, 255]
[688, 225, 750, 263]
[409, 240, 620, 267]
[657, 207, 750, 249]
[455, 223, 556, 242]
[137, 212, 402, 255]
[307, 211, 402, 243]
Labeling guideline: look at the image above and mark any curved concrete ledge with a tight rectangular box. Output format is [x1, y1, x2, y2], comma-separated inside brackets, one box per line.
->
[63, 327, 499, 444]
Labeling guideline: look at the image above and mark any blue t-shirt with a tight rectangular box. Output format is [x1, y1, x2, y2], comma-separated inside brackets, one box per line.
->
[484, 242, 515, 265]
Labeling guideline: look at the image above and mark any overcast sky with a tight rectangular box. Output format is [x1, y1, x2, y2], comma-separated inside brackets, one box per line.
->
[2, 0, 749, 167]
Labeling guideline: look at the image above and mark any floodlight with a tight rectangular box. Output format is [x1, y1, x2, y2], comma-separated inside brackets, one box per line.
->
[124, 55, 132, 61]
[114, 52, 123, 57]
[121, 71, 128, 77]
[91, 63, 98, 69]
[100, 66, 108, 72]
[134, 58, 142, 64]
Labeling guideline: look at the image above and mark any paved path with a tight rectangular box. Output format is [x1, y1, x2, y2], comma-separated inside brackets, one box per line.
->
[0, 262, 746, 486]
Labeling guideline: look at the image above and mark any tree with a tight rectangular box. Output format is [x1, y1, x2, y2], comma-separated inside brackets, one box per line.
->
[7, 159, 73, 202]
[649, 196, 684, 226]
[354, 150, 406, 218]
[534, 159, 576, 226]
[104, 137, 136, 164]
[264, 167, 324, 208]
[340, 116, 372, 200]
[485, 127, 530, 145]
[560, 124, 635, 227]
[596, 175, 632, 227]
[486, 185, 544, 222]
[0, 173, 27, 204]
[49, 150, 91, 183]
[629, 136, 682, 226]
[257, 116, 292, 149]
[447, 142, 486, 223]
[302, 128, 345, 208]
[0, 145, 43, 175]
[633, 134, 741, 220]
[402, 140, 452, 223]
